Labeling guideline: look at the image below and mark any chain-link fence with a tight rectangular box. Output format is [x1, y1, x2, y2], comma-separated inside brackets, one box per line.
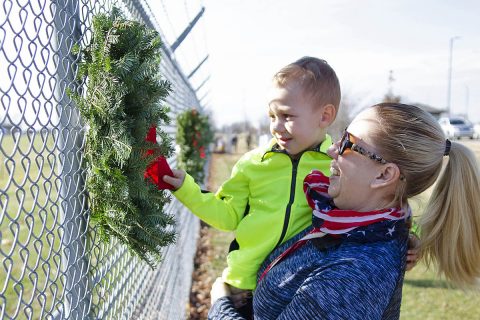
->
[1, 0, 202, 318]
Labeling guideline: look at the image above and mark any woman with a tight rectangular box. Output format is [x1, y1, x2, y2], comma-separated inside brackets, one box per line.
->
[208, 103, 480, 319]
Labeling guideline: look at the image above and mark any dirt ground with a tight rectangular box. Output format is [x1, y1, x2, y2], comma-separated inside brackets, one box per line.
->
[187, 153, 238, 320]
[187, 222, 216, 319]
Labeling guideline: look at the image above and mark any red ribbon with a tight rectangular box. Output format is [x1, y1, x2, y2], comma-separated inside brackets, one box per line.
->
[144, 126, 175, 190]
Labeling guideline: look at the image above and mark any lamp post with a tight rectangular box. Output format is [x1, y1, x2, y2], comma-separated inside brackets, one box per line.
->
[447, 36, 460, 116]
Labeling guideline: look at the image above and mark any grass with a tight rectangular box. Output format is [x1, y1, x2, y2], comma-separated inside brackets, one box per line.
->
[205, 139, 480, 320]
[401, 264, 479, 319]
[401, 189, 480, 319]
[203, 152, 237, 275]
[1, 130, 64, 318]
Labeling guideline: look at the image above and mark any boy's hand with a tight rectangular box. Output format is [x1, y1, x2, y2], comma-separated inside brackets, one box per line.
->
[210, 277, 230, 305]
[406, 234, 420, 271]
[162, 169, 186, 190]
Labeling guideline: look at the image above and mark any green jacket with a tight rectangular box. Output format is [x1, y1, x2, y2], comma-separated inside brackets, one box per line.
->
[173, 137, 333, 290]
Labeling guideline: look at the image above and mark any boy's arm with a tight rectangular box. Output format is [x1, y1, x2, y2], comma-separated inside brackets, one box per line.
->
[163, 161, 250, 231]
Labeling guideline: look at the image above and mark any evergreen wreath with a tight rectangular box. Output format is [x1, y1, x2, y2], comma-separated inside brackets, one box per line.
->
[176, 109, 214, 183]
[70, 8, 175, 266]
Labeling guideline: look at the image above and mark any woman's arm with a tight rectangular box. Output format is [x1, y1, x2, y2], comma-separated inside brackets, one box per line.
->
[253, 239, 407, 320]
[208, 278, 246, 320]
[208, 297, 246, 320]
[273, 250, 404, 320]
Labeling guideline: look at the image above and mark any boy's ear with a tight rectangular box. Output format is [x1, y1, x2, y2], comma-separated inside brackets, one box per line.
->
[318, 104, 336, 127]
[371, 163, 401, 189]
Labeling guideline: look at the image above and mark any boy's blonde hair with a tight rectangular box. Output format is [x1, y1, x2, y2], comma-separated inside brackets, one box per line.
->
[369, 103, 480, 289]
[273, 57, 341, 111]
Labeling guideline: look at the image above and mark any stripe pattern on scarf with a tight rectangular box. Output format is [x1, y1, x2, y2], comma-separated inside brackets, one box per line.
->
[258, 170, 410, 284]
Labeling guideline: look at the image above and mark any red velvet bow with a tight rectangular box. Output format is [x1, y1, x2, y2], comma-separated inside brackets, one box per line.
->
[144, 126, 175, 190]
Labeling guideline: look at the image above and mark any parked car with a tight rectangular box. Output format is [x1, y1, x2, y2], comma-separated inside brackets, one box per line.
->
[474, 123, 480, 139]
[438, 117, 475, 139]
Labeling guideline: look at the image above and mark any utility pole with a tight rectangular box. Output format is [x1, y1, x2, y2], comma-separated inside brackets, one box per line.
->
[465, 85, 469, 119]
[447, 36, 460, 116]
[388, 70, 395, 97]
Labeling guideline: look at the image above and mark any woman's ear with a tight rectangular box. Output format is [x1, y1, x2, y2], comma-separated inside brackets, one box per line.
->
[371, 163, 401, 189]
[319, 104, 336, 128]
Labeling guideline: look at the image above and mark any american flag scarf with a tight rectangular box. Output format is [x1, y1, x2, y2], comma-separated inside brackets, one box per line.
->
[258, 170, 410, 283]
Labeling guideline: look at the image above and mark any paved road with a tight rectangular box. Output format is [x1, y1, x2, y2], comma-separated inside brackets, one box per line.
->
[455, 139, 480, 162]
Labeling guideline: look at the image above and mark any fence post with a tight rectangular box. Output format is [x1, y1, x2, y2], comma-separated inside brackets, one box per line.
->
[53, 0, 90, 318]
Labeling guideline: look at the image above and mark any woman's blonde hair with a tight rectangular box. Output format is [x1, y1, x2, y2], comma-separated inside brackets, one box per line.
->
[370, 103, 480, 288]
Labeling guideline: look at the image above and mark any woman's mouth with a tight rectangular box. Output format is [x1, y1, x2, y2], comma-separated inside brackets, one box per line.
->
[330, 166, 340, 176]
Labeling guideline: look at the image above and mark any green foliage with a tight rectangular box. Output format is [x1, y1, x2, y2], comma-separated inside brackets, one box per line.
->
[176, 109, 214, 182]
[71, 8, 175, 266]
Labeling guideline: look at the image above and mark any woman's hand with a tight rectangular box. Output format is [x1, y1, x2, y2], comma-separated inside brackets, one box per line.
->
[162, 169, 186, 190]
[406, 234, 420, 271]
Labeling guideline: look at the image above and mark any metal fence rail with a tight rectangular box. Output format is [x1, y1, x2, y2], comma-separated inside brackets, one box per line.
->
[0, 0, 201, 318]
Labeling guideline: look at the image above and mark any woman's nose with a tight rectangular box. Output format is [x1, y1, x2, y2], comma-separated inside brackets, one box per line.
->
[327, 142, 339, 159]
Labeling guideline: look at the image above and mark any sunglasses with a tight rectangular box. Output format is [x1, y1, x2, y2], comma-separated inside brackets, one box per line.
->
[339, 130, 388, 164]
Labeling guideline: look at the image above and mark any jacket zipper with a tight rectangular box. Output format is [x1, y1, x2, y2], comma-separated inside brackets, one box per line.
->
[275, 156, 299, 248]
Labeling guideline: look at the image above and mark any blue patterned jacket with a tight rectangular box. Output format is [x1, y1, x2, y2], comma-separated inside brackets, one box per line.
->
[208, 226, 408, 320]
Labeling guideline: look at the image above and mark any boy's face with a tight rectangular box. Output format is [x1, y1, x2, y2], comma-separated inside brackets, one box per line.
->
[268, 82, 327, 157]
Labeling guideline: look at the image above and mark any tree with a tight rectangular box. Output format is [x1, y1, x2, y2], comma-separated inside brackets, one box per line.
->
[383, 70, 401, 103]
[328, 93, 359, 141]
[176, 109, 214, 183]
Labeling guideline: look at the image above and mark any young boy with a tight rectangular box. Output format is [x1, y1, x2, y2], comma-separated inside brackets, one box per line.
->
[164, 57, 340, 317]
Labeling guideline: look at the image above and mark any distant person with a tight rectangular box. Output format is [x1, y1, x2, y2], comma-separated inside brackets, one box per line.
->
[163, 58, 419, 319]
[231, 135, 238, 153]
[215, 137, 226, 153]
[208, 103, 480, 319]
[246, 134, 252, 150]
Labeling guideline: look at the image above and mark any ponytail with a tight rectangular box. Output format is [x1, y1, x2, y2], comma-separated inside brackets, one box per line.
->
[419, 142, 480, 288]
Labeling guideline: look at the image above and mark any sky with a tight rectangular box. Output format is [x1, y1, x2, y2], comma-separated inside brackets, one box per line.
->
[148, 0, 480, 128]
[2, 0, 478, 129]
